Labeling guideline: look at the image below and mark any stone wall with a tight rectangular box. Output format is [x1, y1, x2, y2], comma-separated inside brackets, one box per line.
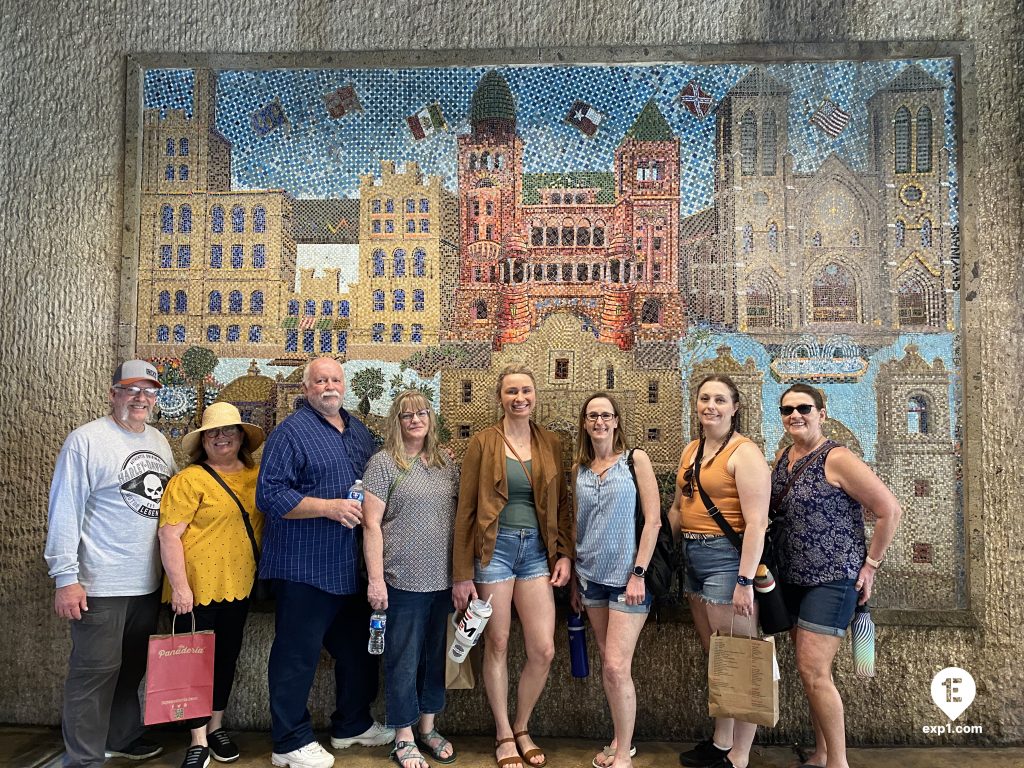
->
[1, 0, 1021, 745]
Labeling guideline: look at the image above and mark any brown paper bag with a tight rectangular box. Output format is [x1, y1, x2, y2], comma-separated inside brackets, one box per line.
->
[445, 618, 482, 689]
[708, 631, 780, 727]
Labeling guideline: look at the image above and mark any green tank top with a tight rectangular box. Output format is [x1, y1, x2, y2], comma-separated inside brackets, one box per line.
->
[499, 457, 539, 530]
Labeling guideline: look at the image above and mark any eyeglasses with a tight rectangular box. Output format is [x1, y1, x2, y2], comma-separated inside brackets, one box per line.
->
[113, 385, 159, 397]
[779, 404, 815, 416]
[204, 425, 242, 438]
[399, 410, 430, 422]
[585, 412, 617, 423]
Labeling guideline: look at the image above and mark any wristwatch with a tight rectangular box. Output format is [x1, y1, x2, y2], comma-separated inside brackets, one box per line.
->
[736, 575, 754, 587]
[632, 565, 647, 579]
[865, 555, 882, 569]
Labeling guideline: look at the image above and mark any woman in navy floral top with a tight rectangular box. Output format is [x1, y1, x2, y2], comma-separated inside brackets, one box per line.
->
[772, 384, 901, 768]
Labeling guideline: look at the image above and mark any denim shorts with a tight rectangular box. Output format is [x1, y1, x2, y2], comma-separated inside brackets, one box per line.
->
[474, 527, 551, 583]
[683, 536, 740, 605]
[782, 578, 859, 637]
[578, 574, 652, 614]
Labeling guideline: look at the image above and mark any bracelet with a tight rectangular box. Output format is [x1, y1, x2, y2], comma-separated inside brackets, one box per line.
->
[865, 555, 882, 569]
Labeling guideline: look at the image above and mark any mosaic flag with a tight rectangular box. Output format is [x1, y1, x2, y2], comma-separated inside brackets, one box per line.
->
[251, 98, 289, 137]
[809, 97, 851, 139]
[324, 85, 362, 119]
[678, 79, 714, 119]
[407, 102, 447, 140]
[565, 100, 604, 137]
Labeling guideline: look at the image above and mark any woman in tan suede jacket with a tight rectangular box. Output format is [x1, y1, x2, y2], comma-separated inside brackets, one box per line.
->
[453, 364, 573, 768]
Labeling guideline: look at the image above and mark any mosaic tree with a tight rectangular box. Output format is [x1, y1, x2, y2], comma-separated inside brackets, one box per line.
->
[181, 345, 218, 423]
[350, 367, 385, 417]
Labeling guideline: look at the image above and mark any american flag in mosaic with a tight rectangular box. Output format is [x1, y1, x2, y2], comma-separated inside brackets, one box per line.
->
[809, 97, 851, 139]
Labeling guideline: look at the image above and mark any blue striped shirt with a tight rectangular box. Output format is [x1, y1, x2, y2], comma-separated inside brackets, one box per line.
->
[575, 453, 637, 587]
[256, 401, 376, 594]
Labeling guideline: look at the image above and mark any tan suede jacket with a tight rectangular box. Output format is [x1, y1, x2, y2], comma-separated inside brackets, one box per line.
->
[452, 421, 574, 582]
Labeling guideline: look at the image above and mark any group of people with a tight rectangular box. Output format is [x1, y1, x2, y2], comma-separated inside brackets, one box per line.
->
[46, 357, 901, 768]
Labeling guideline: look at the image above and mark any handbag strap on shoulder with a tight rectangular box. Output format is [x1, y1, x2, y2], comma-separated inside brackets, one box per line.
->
[199, 462, 260, 566]
[692, 440, 743, 552]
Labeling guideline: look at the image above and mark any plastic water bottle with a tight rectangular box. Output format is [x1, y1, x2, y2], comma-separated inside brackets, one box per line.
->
[851, 603, 875, 678]
[368, 610, 386, 655]
[567, 612, 589, 678]
[348, 479, 365, 504]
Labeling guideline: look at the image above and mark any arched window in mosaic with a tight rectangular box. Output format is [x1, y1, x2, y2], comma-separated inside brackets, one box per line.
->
[546, 218, 558, 246]
[411, 324, 423, 343]
[230, 245, 243, 269]
[745, 274, 782, 328]
[743, 223, 753, 253]
[412, 249, 426, 277]
[285, 329, 298, 352]
[915, 106, 932, 172]
[336, 330, 347, 353]
[895, 219, 906, 247]
[811, 263, 857, 323]
[740, 110, 758, 176]
[320, 330, 332, 353]
[894, 106, 911, 173]
[420, 198, 429, 213]
[158, 291, 171, 314]
[179, 205, 192, 233]
[372, 324, 384, 342]
[302, 330, 315, 354]
[384, 198, 394, 213]
[473, 299, 488, 320]
[230, 291, 243, 313]
[249, 325, 262, 343]
[373, 249, 385, 277]
[165, 165, 174, 181]
[811, 231, 822, 248]
[393, 289, 406, 311]
[850, 230, 861, 246]
[179, 138, 189, 156]
[174, 290, 187, 313]
[371, 198, 382, 214]
[161, 205, 173, 233]
[227, 325, 240, 342]
[304, 299, 315, 316]
[208, 291, 222, 313]
[920, 217, 933, 248]
[640, 298, 661, 324]
[393, 249, 406, 277]
[231, 205, 244, 233]
[179, 165, 189, 181]
[156, 325, 169, 342]
[562, 218, 574, 246]
[253, 206, 267, 233]
[340, 300, 350, 318]
[166, 138, 175, 156]
[897, 273, 927, 326]
[391, 324, 403, 343]
[593, 221, 605, 247]
[577, 219, 591, 246]
[761, 110, 777, 176]
[251, 291, 263, 314]
[211, 206, 224, 233]
[413, 289, 424, 311]
[173, 325, 186, 343]
[207, 325, 221, 342]
[177, 245, 191, 268]
[531, 220, 544, 246]
[287, 300, 298, 316]
[252, 244, 265, 268]
[373, 290, 385, 312]
[907, 395, 930, 434]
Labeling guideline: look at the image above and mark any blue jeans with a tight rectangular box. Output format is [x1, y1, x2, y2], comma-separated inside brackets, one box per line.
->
[268, 580, 379, 753]
[383, 586, 452, 728]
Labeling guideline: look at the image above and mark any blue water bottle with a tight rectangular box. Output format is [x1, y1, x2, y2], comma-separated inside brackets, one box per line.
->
[567, 612, 589, 678]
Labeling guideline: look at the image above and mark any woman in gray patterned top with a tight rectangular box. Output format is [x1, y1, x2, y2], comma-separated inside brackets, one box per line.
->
[364, 390, 460, 768]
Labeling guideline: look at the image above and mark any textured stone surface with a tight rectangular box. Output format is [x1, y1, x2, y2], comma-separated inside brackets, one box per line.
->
[1, 0, 1021, 746]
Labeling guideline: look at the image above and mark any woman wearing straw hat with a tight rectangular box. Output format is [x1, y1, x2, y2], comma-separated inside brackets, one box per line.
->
[158, 402, 266, 768]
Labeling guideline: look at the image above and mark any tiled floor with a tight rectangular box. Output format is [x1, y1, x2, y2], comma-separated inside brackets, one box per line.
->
[10, 727, 1024, 768]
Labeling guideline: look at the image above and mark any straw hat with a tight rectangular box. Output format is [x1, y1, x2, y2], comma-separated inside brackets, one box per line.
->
[182, 402, 265, 455]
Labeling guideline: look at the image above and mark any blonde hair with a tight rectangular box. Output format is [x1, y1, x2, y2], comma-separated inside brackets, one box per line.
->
[383, 389, 447, 470]
[574, 392, 628, 467]
[494, 364, 537, 399]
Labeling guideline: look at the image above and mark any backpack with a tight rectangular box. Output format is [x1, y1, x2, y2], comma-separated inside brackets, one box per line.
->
[626, 449, 677, 600]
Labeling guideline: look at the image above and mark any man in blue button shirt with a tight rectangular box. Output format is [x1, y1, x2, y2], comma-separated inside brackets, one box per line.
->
[257, 357, 395, 768]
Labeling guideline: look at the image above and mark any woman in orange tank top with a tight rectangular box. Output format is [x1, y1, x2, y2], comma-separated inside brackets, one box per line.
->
[669, 375, 770, 768]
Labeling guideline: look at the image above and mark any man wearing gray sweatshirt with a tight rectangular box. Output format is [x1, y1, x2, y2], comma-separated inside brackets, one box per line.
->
[44, 360, 176, 767]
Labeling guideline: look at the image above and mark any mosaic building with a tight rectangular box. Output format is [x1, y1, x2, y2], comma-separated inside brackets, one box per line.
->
[687, 65, 954, 339]
[137, 70, 297, 360]
[446, 72, 684, 351]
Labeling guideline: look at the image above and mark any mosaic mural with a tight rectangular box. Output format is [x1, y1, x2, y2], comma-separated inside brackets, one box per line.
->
[132, 57, 963, 613]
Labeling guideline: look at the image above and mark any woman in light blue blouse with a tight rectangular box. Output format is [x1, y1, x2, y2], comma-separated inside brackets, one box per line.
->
[571, 392, 661, 768]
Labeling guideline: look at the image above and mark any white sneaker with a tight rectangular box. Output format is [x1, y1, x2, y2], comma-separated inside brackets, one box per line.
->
[271, 741, 336, 768]
[330, 721, 396, 749]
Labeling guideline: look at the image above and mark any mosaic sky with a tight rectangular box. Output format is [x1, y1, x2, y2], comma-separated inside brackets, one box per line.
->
[144, 59, 958, 218]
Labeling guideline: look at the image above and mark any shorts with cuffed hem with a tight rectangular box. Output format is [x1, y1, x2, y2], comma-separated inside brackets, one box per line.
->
[683, 536, 739, 605]
[578, 574, 652, 614]
[782, 578, 859, 637]
[474, 527, 550, 584]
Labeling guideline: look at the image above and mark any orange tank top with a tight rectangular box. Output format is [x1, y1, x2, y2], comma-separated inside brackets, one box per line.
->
[678, 436, 753, 535]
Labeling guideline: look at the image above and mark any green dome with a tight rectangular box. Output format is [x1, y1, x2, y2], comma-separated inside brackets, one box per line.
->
[470, 71, 516, 123]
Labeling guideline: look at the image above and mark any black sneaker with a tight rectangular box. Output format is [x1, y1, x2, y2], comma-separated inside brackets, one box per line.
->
[106, 738, 164, 761]
[182, 745, 211, 768]
[678, 738, 730, 767]
[206, 729, 240, 763]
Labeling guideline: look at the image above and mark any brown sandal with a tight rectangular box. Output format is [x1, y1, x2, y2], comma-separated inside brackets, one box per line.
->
[513, 731, 547, 768]
[495, 737, 524, 768]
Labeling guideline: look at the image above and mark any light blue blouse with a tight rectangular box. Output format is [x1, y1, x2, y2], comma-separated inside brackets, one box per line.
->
[574, 453, 637, 587]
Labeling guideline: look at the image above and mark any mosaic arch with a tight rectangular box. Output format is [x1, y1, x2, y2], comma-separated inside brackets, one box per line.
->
[126, 52, 966, 615]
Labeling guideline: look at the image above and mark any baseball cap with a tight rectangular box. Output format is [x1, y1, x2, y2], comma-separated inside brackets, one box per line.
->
[112, 359, 162, 388]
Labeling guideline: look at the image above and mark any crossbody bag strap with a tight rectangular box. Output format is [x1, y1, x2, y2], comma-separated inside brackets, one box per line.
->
[384, 461, 415, 511]
[626, 449, 643, 546]
[199, 462, 260, 567]
[491, 425, 535, 494]
[691, 440, 744, 551]
[770, 440, 834, 517]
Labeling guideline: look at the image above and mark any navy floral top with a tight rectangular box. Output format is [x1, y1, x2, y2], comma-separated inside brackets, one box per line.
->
[771, 441, 866, 585]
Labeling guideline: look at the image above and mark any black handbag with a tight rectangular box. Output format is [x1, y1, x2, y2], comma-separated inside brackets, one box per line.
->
[691, 440, 792, 635]
[199, 463, 274, 612]
[626, 449, 677, 600]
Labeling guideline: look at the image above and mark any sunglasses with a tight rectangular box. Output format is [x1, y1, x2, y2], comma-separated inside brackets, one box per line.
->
[779, 404, 816, 416]
[681, 466, 694, 498]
